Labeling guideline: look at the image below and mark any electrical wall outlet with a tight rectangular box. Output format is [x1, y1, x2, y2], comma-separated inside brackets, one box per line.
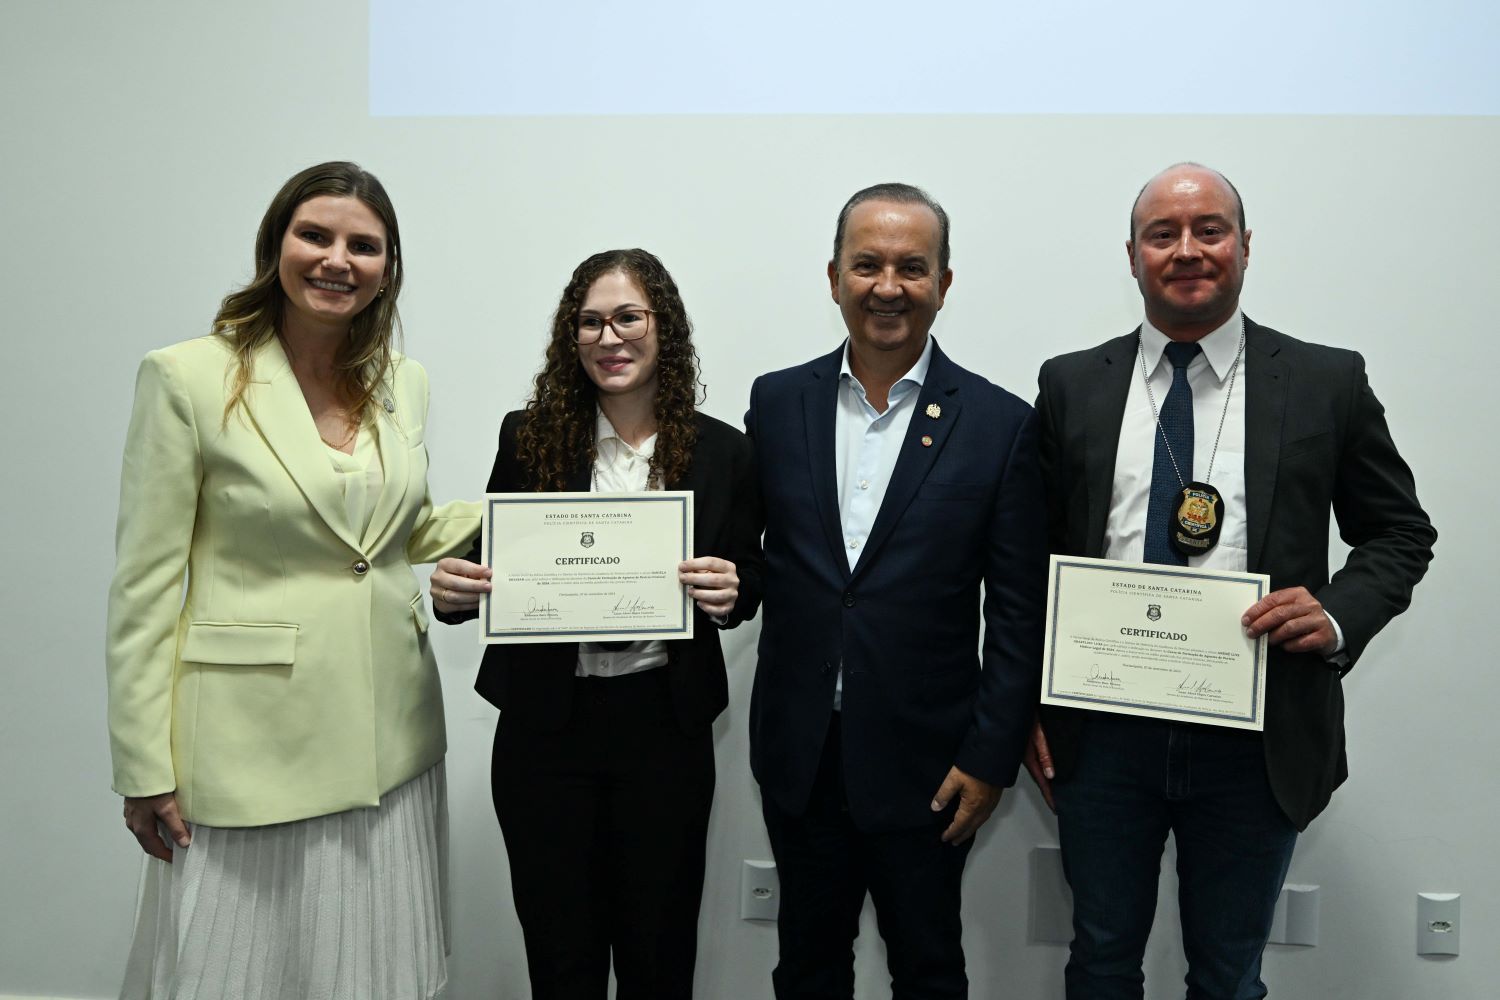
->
[1417, 892, 1460, 956]
[1028, 845, 1073, 944]
[1268, 884, 1320, 946]
[741, 859, 779, 921]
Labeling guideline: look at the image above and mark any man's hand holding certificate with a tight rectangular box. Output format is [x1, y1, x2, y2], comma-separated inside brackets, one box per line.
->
[480, 491, 694, 644]
[1041, 556, 1269, 730]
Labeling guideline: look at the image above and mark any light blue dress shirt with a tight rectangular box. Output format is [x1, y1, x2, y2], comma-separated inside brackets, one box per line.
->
[831, 335, 934, 707]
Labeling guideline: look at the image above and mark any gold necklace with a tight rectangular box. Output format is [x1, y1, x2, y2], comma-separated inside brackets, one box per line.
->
[319, 415, 358, 451]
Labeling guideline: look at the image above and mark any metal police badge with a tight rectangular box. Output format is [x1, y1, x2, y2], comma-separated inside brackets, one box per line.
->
[1171, 481, 1224, 557]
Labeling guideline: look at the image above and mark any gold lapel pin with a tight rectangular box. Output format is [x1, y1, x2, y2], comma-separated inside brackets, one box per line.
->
[926, 403, 941, 419]
[921, 434, 934, 447]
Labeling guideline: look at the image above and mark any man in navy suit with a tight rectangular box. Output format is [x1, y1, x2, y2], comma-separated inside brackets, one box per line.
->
[1029, 164, 1435, 998]
[745, 183, 1048, 998]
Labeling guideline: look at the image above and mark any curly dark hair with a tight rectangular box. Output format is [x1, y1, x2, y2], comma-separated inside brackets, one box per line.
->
[516, 249, 703, 492]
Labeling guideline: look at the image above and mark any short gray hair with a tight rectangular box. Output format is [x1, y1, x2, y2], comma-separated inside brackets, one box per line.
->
[833, 182, 951, 272]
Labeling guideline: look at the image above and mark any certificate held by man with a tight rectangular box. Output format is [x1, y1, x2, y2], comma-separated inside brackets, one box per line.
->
[480, 491, 694, 644]
[1041, 555, 1269, 730]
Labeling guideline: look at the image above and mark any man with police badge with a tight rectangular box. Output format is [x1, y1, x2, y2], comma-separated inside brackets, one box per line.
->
[1028, 163, 1435, 998]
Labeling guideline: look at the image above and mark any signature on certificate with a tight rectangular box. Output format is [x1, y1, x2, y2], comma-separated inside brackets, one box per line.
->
[1084, 664, 1124, 689]
[1176, 675, 1223, 696]
[606, 594, 657, 617]
[521, 597, 562, 620]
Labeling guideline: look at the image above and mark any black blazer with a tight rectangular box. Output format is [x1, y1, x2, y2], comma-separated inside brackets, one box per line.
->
[1035, 319, 1436, 830]
[440, 410, 764, 734]
[746, 341, 1049, 833]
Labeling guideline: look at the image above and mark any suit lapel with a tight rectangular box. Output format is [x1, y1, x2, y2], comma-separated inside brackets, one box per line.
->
[851, 342, 960, 580]
[1082, 332, 1137, 557]
[678, 416, 715, 554]
[802, 349, 850, 579]
[243, 338, 363, 553]
[1242, 319, 1286, 572]
[361, 373, 412, 553]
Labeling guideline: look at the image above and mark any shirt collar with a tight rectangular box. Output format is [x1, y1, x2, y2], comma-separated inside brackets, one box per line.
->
[594, 408, 656, 458]
[1139, 309, 1244, 383]
[839, 334, 934, 396]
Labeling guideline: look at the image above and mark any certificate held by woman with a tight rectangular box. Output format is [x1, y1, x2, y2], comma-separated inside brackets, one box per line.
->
[480, 489, 695, 643]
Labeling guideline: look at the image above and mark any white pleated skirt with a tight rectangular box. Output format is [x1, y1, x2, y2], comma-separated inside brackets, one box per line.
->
[120, 763, 449, 1000]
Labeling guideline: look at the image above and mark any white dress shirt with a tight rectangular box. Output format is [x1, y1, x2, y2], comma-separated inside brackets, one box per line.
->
[831, 335, 933, 706]
[1104, 311, 1344, 653]
[576, 409, 669, 678]
[1104, 312, 1249, 570]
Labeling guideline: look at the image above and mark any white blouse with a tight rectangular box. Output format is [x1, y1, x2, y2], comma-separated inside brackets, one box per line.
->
[576, 409, 670, 678]
[324, 419, 385, 542]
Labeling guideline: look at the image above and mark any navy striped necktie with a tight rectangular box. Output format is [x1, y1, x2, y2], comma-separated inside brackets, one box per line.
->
[1143, 341, 1202, 565]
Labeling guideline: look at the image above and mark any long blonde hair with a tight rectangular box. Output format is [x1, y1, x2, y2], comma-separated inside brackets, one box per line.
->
[215, 161, 404, 423]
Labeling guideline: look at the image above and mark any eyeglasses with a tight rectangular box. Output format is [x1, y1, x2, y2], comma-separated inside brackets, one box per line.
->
[574, 308, 655, 344]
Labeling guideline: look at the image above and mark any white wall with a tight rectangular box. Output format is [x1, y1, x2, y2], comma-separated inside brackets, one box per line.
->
[1, 3, 1494, 998]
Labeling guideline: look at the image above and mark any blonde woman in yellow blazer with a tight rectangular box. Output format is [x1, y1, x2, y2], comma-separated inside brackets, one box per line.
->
[108, 162, 479, 1000]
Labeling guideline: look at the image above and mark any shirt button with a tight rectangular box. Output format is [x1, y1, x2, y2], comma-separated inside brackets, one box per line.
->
[859, 480, 870, 490]
[848, 538, 860, 549]
[352, 559, 369, 576]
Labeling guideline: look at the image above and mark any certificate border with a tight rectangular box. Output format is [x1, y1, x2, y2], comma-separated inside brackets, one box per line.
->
[1044, 557, 1267, 726]
[482, 493, 692, 642]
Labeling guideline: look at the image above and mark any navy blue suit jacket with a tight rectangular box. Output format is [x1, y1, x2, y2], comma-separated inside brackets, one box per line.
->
[746, 339, 1048, 833]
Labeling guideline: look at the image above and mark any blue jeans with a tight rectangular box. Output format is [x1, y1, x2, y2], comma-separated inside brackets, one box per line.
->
[1054, 713, 1298, 1000]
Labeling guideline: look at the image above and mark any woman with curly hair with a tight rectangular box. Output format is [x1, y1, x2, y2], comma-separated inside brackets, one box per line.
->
[431, 248, 763, 999]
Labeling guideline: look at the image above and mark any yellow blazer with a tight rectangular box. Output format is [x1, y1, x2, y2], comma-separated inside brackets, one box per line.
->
[106, 335, 480, 827]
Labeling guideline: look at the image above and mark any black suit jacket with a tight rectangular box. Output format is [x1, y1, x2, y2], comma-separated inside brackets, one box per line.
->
[1036, 319, 1436, 830]
[747, 340, 1049, 833]
[440, 410, 764, 734]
